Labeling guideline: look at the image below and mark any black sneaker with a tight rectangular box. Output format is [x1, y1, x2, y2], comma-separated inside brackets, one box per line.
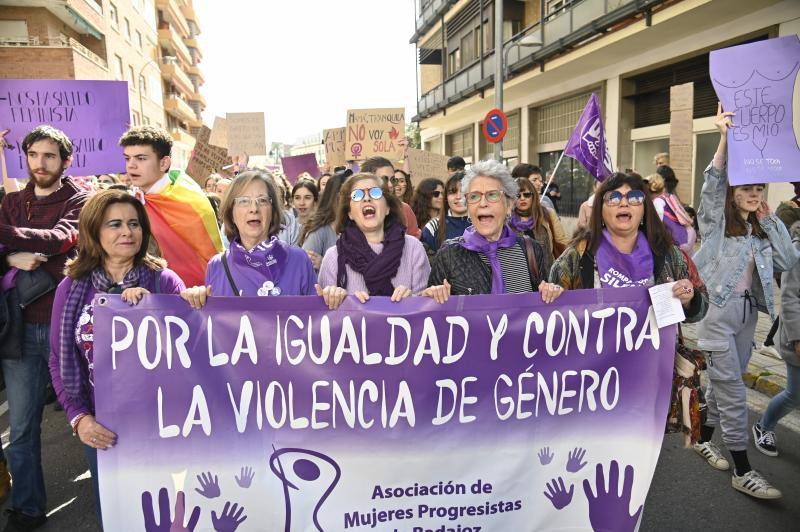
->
[3, 510, 47, 532]
[752, 422, 778, 457]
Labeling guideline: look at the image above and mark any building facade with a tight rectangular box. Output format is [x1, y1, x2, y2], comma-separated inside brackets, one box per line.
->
[412, 0, 800, 215]
[290, 132, 326, 166]
[0, 0, 206, 172]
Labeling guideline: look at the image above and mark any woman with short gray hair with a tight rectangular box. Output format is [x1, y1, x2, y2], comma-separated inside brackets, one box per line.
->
[425, 159, 563, 303]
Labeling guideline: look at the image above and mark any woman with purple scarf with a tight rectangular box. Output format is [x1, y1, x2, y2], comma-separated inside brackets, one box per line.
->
[48, 190, 185, 520]
[317, 173, 440, 309]
[180, 171, 317, 308]
[427, 160, 563, 302]
[508, 176, 568, 274]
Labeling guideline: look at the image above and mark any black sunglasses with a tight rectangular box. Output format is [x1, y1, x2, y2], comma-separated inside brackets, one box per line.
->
[517, 192, 533, 199]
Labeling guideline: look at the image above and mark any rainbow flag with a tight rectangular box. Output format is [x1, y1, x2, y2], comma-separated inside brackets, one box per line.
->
[143, 170, 223, 287]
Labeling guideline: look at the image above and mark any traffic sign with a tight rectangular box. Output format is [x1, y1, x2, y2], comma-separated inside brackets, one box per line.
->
[482, 108, 508, 143]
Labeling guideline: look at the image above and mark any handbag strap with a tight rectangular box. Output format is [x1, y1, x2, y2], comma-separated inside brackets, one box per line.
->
[221, 252, 240, 296]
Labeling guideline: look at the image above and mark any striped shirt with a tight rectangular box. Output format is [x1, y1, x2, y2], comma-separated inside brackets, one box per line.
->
[478, 244, 534, 293]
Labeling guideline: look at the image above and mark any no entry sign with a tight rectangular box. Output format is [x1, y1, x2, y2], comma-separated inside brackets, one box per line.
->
[482, 108, 508, 143]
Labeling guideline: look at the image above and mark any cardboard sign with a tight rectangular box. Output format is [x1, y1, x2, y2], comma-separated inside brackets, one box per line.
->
[323, 127, 346, 169]
[710, 35, 800, 184]
[345, 107, 405, 161]
[208, 116, 228, 149]
[406, 148, 450, 183]
[226, 112, 266, 156]
[281, 153, 320, 184]
[0, 79, 130, 178]
[186, 125, 230, 184]
[669, 83, 694, 201]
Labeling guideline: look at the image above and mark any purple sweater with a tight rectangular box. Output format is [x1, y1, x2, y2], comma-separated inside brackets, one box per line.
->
[205, 244, 317, 296]
[48, 268, 185, 425]
[318, 234, 430, 295]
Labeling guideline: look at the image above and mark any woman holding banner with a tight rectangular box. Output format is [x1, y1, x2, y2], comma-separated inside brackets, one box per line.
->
[48, 189, 186, 519]
[181, 171, 317, 307]
[427, 160, 562, 301]
[317, 173, 438, 309]
[690, 105, 798, 500]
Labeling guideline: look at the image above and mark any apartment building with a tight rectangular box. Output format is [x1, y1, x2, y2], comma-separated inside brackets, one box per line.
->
[411, 0, 800, 215]
[290, 132, 326, 166]
[0, 0, 206, 172]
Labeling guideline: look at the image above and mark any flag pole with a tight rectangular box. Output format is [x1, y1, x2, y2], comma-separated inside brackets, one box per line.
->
[541, 146, 567, 198]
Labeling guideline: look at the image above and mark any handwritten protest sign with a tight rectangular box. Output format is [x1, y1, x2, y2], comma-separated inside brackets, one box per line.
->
[95, 289, 673, 531]
[407, 148, 450, 183]
[345, 108, 405, 162]
[208, 116, 228, 149]
[710, 35, 800, 184]
[0, 79, 129, 178]
[186, 126, 230, 184]
[281, 153, 320, 183]
[226, 112, 266, 156]
[669, 83, 694, 201]
[323, 127, 346, 169]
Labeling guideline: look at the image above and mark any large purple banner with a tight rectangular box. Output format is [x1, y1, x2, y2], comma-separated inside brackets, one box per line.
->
[94, 289, 674, 531]
[0, 79, 130, 178]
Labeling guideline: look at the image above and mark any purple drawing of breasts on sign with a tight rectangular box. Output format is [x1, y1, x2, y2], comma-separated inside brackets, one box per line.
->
[710, 35, 800, 184]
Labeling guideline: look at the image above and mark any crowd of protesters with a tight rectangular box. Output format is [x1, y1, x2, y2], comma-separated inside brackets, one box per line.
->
[0, 100, 799, 530]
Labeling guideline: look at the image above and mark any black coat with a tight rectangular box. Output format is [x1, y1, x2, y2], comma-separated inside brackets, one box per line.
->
[428, 235, 546, 295]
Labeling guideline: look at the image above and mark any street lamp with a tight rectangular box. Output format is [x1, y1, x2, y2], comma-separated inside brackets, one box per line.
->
[138, 55, 176, 125]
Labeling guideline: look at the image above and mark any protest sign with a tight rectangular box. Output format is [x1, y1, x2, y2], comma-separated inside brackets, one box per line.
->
[208, 116, 228, 149]
[0, 79, 130, 178]
[186, 126, 230, 184]
[281, 153, 320, 183]
[226, 112, 267, 156]
[323, 127, 346, 169]
[710, 35, 800, 184]
[95, 288, 673, 531]
[669, 82, 694, 201]
[407, 148, 450, 183]
[345, 108, 405, 161]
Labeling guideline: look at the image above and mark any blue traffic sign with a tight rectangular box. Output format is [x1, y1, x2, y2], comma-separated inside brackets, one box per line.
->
[482, 108, 508, 143]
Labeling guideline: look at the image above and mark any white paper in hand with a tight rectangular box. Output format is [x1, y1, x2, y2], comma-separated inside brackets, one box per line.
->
[648, 282, 686, 328]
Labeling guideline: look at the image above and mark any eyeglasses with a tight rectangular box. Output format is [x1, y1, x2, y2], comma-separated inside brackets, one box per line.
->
[466, 190, 504, 204]
[517, 192, 533, 199]
[390, 177, 406, 185]
[233, 195, 271, 209]
[603, 190, 645, 207]
[351, 187, 384, 202]
[431, 190, 442, 198]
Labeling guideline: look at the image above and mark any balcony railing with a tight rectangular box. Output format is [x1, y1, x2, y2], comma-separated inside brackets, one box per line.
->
[416, 0, 665, 119]
[0, 36, 108, 69]
[411, 0, 459, 44]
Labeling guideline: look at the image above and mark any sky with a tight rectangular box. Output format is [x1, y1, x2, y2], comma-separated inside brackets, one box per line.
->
[194, 0, 419, 146]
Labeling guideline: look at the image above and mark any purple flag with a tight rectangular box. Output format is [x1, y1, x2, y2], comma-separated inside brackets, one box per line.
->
[94, 289, 674, 530]
[564, 93, 614, 180]
[281, 153, 320, 184]
[0, 80, 130, 179]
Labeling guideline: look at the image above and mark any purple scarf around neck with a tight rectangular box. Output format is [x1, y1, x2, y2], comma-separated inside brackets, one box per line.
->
[460, 225, 518, 294]
[595, 229, 654, 288]
[229, 236, 286, 286]
[336, 222, 406, 296]
[509, 211, 534, 233]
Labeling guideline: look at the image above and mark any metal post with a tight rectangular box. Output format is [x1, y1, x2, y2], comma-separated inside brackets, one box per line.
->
[493, 0, 503, 161]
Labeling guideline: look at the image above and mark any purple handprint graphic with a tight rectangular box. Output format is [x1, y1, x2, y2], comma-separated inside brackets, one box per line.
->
[543, 477, 574, 510]
[141, 488, 201, 532]
[212, 502, 248, 532]
[195, 472, 221, 499]
[235, 467, 255, 489]
[538, 447, 554, 465]
[583, 461, 643, 532]
[566, 447, 588, 473]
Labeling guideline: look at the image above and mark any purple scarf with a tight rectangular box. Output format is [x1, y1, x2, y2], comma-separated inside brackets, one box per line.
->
[336, 222, 405, 296]
[595, 229, 654, 288]
[60, 265, 155, 398]
[460, 225, 518, 294]
[228, 236, 286, 290]
[509, 211, 534, 233]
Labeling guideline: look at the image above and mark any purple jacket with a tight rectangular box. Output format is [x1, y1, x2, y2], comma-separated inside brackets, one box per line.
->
[48, 268, 185, 424]
[205, 244, 317, 296]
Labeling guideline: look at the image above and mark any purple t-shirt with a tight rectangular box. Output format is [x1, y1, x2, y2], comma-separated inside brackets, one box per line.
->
[48, 268, 185, 424]
[205, 244, 317, 297]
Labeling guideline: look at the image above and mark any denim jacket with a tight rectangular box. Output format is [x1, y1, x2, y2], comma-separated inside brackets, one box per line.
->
[693, 162, 799, 318]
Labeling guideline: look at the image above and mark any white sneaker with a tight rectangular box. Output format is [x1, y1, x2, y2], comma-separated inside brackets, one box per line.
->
[732, 470, 782, 499]
[693, 441, 730, 470]
[757, 344, 780, 359]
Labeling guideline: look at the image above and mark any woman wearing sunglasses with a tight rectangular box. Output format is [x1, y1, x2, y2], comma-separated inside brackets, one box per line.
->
[427, 160, 562, 301]
[411, 178, 445, 231]
[317, 173, 435, 309]
[549, 172, 706, 316]
[180, 171, 317, 308]
[509, 177, 568, 273]
[689, 105, 798, 500]
[421, 172, 471, 254]
[392, 169, 415, 205]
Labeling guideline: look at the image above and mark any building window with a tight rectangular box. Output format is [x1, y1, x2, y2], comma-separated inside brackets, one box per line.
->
[139, 75, 147, 96]
[132, 111, 140, 126]
[124, 18, 131, 41]
[109, 2, 119, 29]
[136, 30, 142, 49]
[445, 126, 473, 159]
[114, 55, 124, 80]
[461, 32, 474, 65]
[447, 48, 461, 77]
[143, 116, 151, 125]
[482, 20, 492, 52]
[535, 91, 595, 145]
[128, 66, 135, 88]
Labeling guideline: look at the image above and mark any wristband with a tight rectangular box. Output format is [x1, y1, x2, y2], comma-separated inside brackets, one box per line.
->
[70, 413, 88, 436]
